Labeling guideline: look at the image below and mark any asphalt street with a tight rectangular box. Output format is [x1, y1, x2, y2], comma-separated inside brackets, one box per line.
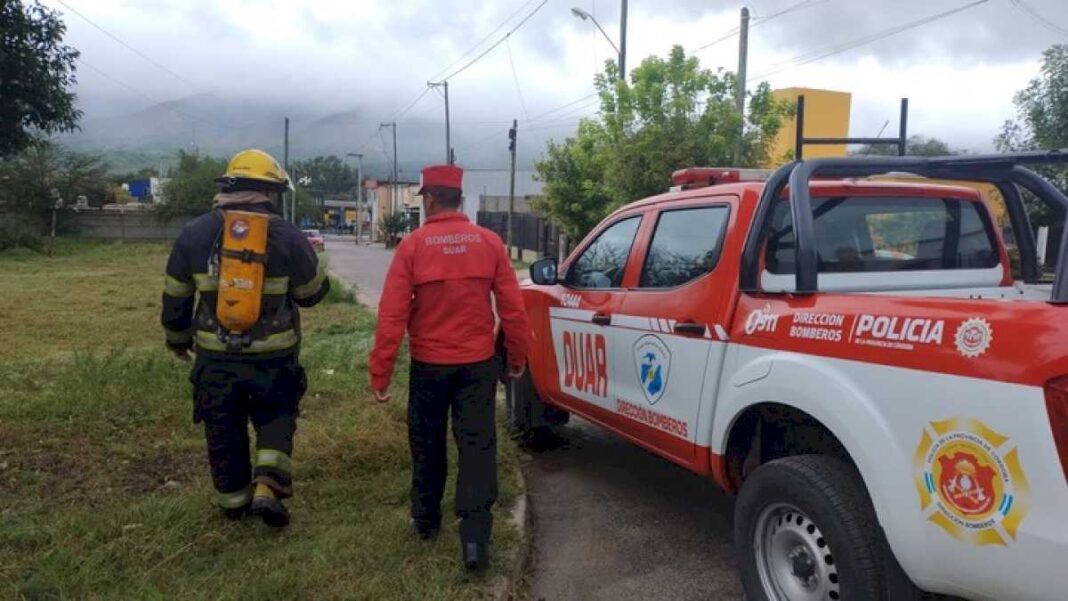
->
[322, 235, 394, 308]
[524, 420, 745, 601]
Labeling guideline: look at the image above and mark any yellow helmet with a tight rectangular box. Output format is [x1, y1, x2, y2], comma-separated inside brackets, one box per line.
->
[216, 149, 293, 191]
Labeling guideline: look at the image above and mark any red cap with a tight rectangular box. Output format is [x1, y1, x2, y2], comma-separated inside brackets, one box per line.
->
[416, 164, 463, 195]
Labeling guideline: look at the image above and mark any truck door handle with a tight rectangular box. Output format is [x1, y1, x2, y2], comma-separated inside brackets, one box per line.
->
[591, 313, 611, 326]
[673, 321, 707, 336]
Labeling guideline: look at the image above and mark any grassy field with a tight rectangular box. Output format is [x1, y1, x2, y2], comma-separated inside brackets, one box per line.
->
[0, 240, 522, 600]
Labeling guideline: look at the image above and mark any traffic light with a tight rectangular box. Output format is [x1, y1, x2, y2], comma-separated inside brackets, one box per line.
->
[508, 126, 516, 152]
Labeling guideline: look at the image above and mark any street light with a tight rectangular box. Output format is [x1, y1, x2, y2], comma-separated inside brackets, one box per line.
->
[571, 3, 626, 79]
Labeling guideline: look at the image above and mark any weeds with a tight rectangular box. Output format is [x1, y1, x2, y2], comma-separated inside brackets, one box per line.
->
[0, 240, 520, 600]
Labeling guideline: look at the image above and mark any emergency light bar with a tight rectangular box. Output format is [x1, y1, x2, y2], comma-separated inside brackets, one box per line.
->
[670, 167, 772, 191]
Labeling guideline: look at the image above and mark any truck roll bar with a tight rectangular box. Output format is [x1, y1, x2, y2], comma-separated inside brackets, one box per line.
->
[739, 150, 1068, 302]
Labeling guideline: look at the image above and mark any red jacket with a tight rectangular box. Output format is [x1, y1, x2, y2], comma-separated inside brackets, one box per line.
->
[369, 212, 530, 391]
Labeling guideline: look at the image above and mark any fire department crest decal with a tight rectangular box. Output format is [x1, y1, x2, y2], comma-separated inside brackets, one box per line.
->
[633, 335, 670, 405]
[229, 219, 250, 240]
[954, 317, 992, 358]
[912, 417, 1029, 546]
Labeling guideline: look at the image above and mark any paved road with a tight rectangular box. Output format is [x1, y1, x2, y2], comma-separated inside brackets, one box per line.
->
[525, 420, 744, 601]
[322, 235, 394, 308]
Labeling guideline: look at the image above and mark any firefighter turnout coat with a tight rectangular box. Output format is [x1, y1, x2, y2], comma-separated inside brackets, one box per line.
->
[161, 195, 329, 358]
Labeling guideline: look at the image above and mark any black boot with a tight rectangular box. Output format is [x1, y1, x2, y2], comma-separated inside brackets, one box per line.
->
[462, 542, 489, 571]
[250, 495, 290, 528]
[222, 503, 250, 521]
[412, 520, 440, 541]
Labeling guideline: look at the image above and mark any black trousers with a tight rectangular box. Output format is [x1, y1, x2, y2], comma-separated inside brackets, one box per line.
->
[190, 354, 307, 507]
[408, 357, 499, 543]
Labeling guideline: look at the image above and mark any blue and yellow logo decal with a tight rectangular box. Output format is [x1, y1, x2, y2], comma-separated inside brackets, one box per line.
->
[633, 335, 671, 405]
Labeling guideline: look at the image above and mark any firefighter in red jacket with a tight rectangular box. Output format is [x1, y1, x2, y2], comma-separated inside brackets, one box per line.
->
[369, 164, 529, 570]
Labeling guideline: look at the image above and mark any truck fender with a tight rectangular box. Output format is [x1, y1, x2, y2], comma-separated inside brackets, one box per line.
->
[712, 350, 932, 585]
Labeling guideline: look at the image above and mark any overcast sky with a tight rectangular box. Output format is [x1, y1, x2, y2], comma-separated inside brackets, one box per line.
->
[48, 0, 1068, 157]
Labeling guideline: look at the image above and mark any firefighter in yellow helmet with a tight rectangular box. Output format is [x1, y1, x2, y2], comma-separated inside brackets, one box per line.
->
[161, 149, 329, 527]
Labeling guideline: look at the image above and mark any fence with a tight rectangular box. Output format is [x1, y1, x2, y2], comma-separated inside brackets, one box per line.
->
[477, 211, 563, 260]
[65, 209, 184, 241]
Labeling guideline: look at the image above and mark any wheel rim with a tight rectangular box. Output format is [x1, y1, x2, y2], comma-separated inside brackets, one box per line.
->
[753, 503, 840, 601]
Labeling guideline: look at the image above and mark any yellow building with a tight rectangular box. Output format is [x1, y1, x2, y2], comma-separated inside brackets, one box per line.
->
[767, 88, 852, 167]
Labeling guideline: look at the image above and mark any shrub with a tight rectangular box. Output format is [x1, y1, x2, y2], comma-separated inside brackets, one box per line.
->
[378, 212, 410, 249]
[0, 216, 43, 252]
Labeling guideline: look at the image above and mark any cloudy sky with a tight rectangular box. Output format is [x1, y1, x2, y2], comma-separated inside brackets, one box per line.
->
[48, 0, 1068, 162]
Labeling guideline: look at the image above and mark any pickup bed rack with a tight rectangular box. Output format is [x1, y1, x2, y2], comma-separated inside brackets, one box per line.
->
[740, 150, 1068, 302]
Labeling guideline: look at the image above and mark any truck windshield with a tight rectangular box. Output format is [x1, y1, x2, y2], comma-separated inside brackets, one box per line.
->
[766, 196, 1000, 274]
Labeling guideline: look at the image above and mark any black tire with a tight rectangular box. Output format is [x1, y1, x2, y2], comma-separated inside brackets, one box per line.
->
[734, 455, 918, 601]
[505, 369, 567, 448]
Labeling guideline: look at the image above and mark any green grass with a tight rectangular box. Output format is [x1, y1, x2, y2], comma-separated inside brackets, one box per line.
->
[0, 240, 522, 600]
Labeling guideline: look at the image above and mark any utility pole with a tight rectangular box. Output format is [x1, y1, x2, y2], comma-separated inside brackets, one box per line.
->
[508, 119, 518, 261]
[428, 81, 452, 163]
[355, 153, 363, 243]
[346, 152, 364, 244]
[283, 117, 291, 222]
[619, 0, 628, 79]
[735, 7, 750, 163]
[380, 122, 398, 215]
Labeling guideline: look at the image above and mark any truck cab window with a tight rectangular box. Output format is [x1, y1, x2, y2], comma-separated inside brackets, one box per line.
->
[640, 206, 731, 288]
[564, 216, 641, 289]
[766, 197, 999, 274]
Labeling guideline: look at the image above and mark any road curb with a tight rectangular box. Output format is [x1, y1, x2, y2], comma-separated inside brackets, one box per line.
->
[493, 458, 533, 601]
[325, 267, 372, 308]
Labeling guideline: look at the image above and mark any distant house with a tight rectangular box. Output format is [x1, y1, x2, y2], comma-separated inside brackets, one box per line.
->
[365, 179, 420, 242]
[361, 169, 544, 241]
[462, 169, 542, 219]
[122, 177, 169, 204]
[125, 179, 152, 202]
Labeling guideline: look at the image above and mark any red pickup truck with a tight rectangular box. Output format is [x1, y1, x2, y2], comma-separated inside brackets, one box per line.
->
[505, 152, 1068, 601]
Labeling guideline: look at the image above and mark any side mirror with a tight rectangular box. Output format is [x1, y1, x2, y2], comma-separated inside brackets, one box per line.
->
[530, 257, 559, 285]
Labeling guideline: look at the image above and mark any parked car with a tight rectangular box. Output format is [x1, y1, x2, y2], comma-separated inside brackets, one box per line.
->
[504, 152, 1068, 601]
[303, 229, 325, 251]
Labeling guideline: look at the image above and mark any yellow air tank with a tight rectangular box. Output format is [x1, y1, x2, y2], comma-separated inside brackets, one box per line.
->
[216, 210, 270, 334]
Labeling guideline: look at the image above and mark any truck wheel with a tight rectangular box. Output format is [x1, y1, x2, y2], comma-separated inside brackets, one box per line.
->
[735, 455, 908, 601]
[505, 368, 567, 448]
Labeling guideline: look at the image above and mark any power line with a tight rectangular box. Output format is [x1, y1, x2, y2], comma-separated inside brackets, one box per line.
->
[690, 28, 740, 54]
[440, 0, 549, 81]
[505, 38, 531, 120]
[428, 0, 542, 82]
[54, 0, 202, 91]
[393, 87, 435, 122]
[1009, 0, 1068, 37]
[526, 92, 600, 123]
[751, 0, 991, 80]
[690, 0, 827, 54]
[353, 0, 550, 161]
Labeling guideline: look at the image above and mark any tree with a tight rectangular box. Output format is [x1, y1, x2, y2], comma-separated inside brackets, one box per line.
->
[996, 44, 1068, 227]
[854, 135, 955, 157]
[1, 1, 82, 157]
[0, 141, 109, 223]
[291, 155, 356, 198]
[535, 120, 615, 240]
[534, 47, 789, 240]
[156, 151, 228, 220]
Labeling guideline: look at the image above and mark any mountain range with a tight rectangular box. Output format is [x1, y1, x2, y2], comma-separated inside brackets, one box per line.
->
[57, 94, 569, 177]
